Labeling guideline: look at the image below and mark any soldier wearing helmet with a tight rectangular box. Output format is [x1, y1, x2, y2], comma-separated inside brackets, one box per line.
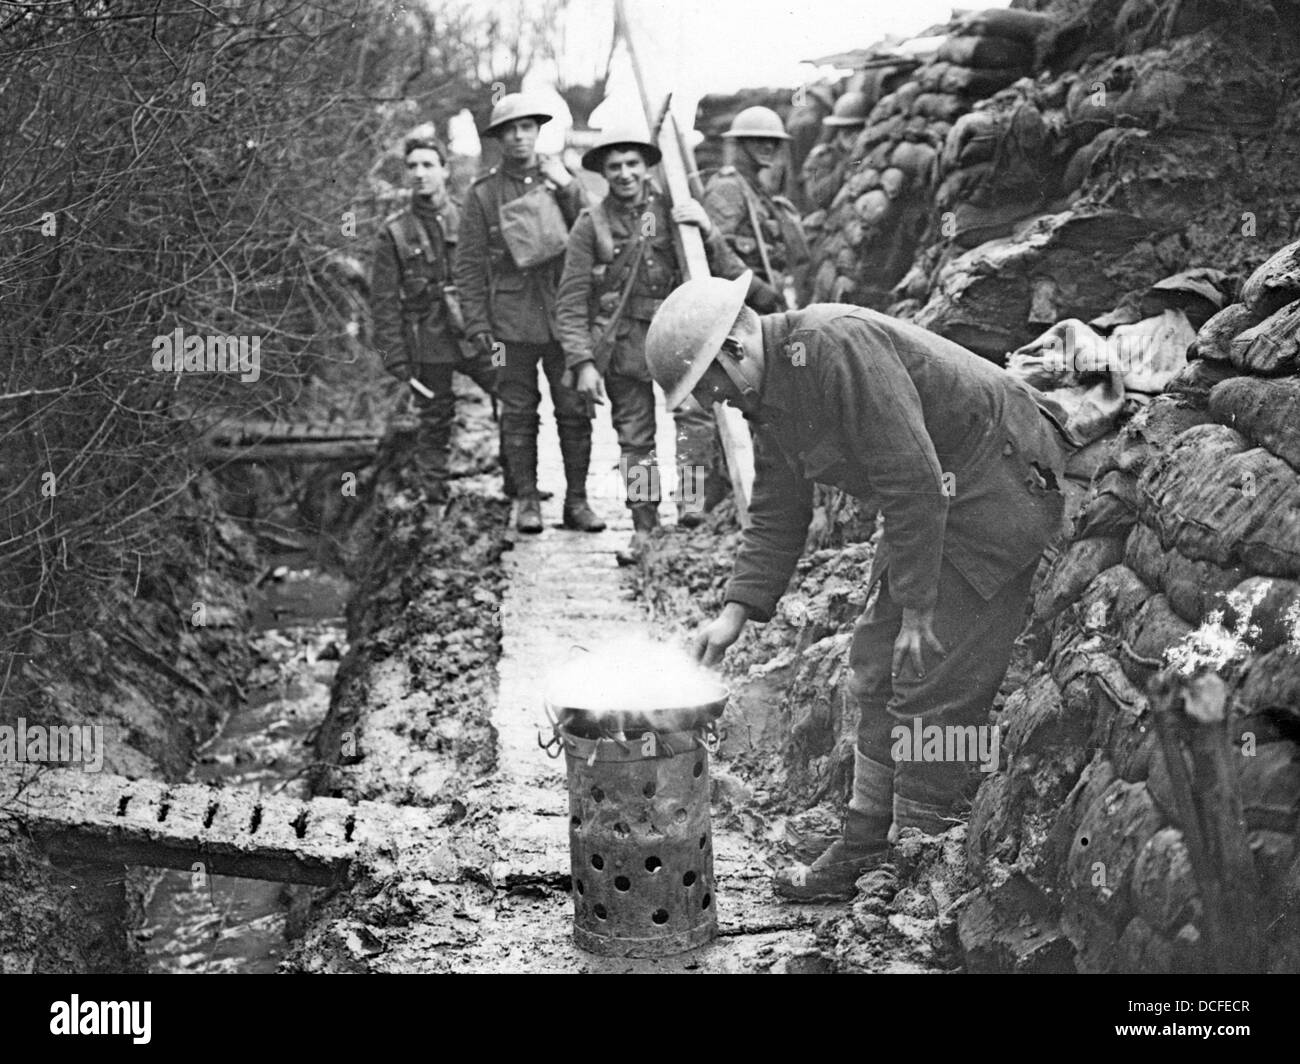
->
[801, 91, 871, 212]
[645, 274, 1068, 901]
[454, 92, 605, 534]
[554, 126, 750, 563]
[701, 106, 809, 312]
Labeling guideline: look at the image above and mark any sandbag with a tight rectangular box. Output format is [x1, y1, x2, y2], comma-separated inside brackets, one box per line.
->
[1237, 646, 1300, 723]
[1066, 778, 1162, 921]
[1075, 470, 1139, 539]
[1141, 268, 1231, 329]
[1065, 433, 1118, 482]
[955, 8, 1056, 43]
[935, 162, 993, 209]
[938, 33, 1033, 70]
[1123, 522, 1245, 625]
[1229, 298, 1300, 375]
[1164, 359, 1238, 402]
[1107, 395, 1216, 477]
[1114, 69, 1191, 125]
[845, 165, 881, 198]
[1066, 76, 1118, 127]
[854, 189, 893, 228]
[1061, 127, 1131, 194]
[1241, 239, 1300, 316]
[878, 166, 908, 199]
[910, 92, 966, 122]
[858, 116, 903, 150]
[1209, 376, 1300, 472]
[943, 110, 1003, 171]
[889, 140, 937, 184]
[1139, 426, 1300, 575]
[939, 63, 1028, 97]
[1035, 536, 1126, 621]
[917, 61, 951, 93]
[1122, 593, 1193, 668]
[1190, 303, 1265, 363]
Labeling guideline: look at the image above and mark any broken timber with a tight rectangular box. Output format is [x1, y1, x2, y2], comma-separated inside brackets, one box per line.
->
[198, 416, 417, 463]
[0, 763, 430, 886]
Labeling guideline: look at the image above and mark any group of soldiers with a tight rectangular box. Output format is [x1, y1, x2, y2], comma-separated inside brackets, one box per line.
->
[370, 90, 1071, 903]
[371, 91, 808, 562]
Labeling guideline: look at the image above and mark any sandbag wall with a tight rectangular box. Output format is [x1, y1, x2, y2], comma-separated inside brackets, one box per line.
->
[806, 2, 1289, 363]
[959, 239, 1300, 973]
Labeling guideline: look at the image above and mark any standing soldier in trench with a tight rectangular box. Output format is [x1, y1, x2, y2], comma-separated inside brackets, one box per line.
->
[371, 128, 502, 503]
[644, 271, 1068, 901]
[702, 106, 810, 314]
[555, 127, 754, 564]
[454, 93, 605, 534]
[801, 91, 871, 213]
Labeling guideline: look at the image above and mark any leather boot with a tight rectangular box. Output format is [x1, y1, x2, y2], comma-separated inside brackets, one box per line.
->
[502, 434, 544, 534]
[616, 504, 659, 567]
[500, 430, 551, 501]
[773, 810, 891, 903]
[558, 423, 605, 532]
[414, 415, 452, 503]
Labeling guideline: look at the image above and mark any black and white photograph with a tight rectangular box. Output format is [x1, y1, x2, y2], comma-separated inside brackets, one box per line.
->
[0, 0, 1294, 1030]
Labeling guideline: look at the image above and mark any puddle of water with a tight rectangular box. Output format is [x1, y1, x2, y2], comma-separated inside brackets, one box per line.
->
[137, 564, 349, 974]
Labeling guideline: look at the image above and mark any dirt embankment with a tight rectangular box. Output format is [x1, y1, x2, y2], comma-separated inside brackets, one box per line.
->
[0, 476, 256, 973]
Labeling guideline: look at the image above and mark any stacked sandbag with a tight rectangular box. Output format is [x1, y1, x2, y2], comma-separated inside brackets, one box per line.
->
[959, 233, 1300, 973]
[806, 8, 1057, 309]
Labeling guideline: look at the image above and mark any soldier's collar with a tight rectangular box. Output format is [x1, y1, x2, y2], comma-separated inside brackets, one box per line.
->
[756, 312, 800, 415]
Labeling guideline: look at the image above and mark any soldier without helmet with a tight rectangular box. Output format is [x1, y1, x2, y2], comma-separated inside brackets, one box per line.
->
[370, 129, 501, 503]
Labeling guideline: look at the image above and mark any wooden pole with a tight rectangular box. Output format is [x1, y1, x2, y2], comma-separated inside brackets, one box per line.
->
[615, 0, 754, 527]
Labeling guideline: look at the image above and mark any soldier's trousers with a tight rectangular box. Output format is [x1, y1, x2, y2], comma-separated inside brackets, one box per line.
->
[847, 559, 1036, 833]
[601, 374, 719, 515]
[496, 340, 589, 437]
[409, 346, 499, 491]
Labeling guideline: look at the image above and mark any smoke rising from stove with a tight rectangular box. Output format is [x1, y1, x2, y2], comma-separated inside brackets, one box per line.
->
[544, 635, 725, 724]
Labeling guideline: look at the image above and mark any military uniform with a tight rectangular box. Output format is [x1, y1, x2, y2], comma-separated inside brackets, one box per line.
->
[701, 156, 807, 311]
[371, 195, 499, 497]
[555, 187, 747, 517]
[454, 159, 590, 502]
[801, 141, 851, 213]
[723, 305, 1066, 828]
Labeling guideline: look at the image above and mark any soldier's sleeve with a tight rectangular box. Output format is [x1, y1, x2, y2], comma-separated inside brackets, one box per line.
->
[700, 217, 747, 280]
[453, 185, 491, 339]
[815, 326, 948, 610]
[556, 211, 597, 370]
[555, 178, 585, 227]
[701, 175, 747, 240]
[722, 428, 814, 622]
[369, 229, 410, 380]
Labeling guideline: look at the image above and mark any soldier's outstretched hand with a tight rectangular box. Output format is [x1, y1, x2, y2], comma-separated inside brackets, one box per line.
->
[693, 602, 749, 667]
[671, 200, 713, 237]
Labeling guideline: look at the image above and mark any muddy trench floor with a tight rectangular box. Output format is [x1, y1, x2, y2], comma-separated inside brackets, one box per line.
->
[279, 384, 941, 974]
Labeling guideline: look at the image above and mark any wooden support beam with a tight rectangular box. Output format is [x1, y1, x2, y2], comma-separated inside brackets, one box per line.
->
[616, 0, 754, 527]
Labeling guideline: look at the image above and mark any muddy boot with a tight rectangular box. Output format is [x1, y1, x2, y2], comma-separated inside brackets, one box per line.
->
[503, 433, 544, 534]
[516, 494, 543, 534]
[616, 504, 659, 567]
[558, 423, 606, 532]
[500, 433, 552, 501]
[773, 810, 891, 903]
[414, 416, 452, 503]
